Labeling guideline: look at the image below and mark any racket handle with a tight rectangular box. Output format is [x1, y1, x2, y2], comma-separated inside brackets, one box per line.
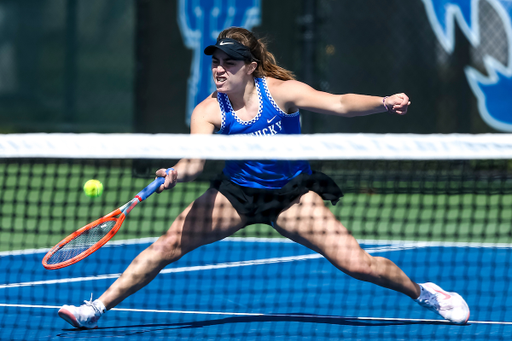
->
[136, 168, 174, 201]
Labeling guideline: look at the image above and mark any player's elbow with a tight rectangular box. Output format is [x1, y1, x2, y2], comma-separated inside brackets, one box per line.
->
[336, 95, 355, 117]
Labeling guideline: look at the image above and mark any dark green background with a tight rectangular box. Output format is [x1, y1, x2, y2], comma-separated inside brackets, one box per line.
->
[0, 0, 501, 134]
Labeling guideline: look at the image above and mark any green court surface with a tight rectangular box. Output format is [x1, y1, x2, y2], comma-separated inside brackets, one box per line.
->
[1, 160, 511, 252]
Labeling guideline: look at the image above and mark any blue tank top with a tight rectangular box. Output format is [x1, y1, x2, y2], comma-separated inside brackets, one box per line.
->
[217, 77, 311, 189]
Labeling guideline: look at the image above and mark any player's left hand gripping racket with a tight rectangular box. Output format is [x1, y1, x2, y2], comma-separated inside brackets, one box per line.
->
[42, 168, 173, 270]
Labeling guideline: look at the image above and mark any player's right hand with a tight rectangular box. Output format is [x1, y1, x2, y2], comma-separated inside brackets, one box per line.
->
[156, 168, 178, 193]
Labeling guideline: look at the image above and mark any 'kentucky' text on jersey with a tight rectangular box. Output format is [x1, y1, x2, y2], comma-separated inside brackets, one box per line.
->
[217, 77, 311, 189]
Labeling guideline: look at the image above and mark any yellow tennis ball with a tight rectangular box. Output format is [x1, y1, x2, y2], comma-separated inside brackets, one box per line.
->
[83, 179, 103, 198]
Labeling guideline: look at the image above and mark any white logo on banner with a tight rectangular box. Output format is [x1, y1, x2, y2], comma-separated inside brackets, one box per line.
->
[423, 0, 512, 132]
[177, 0, 261, 126]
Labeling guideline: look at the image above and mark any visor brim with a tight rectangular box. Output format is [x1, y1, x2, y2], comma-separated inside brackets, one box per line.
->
[204, 45, 247, 60]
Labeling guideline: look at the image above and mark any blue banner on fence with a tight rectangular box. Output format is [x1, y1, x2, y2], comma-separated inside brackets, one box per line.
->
[423, 0, 512, 132]
[177, 0, 261, 126]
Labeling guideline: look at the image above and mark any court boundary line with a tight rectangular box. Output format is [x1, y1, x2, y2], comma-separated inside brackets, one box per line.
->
[0, 245, 418, 290]
[2, 236, 512, 257]
[0, 303, 510, 326]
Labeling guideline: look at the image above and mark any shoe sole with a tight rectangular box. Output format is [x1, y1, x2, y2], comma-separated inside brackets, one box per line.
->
[58, 308, 81, 328]
[453, 293, 471, 325]
[462, 311, 470, 324]
[58, 308, 98, 329]
[421, 283, 471, 325]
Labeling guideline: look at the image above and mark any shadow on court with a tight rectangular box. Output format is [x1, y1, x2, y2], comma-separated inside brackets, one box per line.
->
[56, 314, 464, 338]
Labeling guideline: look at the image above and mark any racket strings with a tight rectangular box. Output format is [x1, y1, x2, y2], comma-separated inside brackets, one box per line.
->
[46, 220, 118, 265]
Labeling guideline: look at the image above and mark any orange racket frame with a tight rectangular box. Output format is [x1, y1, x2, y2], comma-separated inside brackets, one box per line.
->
[42, 208, 126, 270]
[42, 168, 172, 270]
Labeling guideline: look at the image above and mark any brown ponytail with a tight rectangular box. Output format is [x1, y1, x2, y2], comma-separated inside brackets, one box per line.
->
[216, 27, 296, 81]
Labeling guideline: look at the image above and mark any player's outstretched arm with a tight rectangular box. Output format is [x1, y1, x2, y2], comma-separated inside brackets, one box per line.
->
[156, 94, 220, 192]
[273, 79, 411, 117]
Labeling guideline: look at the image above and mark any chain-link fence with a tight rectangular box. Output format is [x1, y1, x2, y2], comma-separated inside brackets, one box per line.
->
[0, 0, 510, 133]
[0, 0, 134, 133]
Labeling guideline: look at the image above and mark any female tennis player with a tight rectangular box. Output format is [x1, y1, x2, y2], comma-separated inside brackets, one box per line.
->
[59, 27, 470, 328]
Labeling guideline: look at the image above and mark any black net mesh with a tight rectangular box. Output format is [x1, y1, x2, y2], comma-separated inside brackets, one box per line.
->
[1, 155, 511, 340]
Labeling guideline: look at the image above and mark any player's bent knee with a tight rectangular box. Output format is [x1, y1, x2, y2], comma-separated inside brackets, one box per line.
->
[148, 234, 186, 263]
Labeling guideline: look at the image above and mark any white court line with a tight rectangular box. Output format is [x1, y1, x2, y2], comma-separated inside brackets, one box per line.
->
[2, 236, 512, 257]
[0, 237, 299, 257]
[0, 303, 510, 325]
[0, 245, 417, 290]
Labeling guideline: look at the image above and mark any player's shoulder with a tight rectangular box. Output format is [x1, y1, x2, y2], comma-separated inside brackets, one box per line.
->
[265, 77, 312, 100]
[191, 92, 222, 129]
[266, 77, 295, 87]
[266, 77, 310, 92]
[195, 91, 220, 112]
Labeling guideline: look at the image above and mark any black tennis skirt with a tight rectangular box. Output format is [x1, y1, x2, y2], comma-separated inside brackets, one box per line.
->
[210, 171, 343, 226]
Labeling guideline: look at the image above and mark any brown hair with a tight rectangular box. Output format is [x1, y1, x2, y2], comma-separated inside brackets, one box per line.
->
[217, 27, 296, 81]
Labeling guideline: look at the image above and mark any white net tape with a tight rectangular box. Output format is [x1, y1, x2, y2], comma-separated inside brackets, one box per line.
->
[1, 133, 512, 160]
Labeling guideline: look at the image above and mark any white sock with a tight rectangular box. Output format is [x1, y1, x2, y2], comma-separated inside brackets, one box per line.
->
[93, 299, 107, 314]
[414, 284, 426, 301]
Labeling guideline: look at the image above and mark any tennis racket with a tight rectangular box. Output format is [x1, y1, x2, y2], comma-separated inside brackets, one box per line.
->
[42, 168, 173, 270]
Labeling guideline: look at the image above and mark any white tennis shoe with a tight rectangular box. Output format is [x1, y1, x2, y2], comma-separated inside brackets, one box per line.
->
[58, 296, 106, 329]
[415, 282, 470, 324]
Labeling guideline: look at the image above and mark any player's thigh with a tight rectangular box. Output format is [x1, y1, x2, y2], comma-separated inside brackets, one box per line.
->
[158, 188, 245, 255]
[274, 191, 367, 264]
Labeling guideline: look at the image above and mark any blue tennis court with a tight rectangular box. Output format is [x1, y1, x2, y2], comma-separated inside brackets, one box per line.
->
[1, 238, 511, 340]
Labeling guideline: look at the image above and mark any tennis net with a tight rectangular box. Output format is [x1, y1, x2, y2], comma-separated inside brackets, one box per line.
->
[1, 133, 512, 340]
